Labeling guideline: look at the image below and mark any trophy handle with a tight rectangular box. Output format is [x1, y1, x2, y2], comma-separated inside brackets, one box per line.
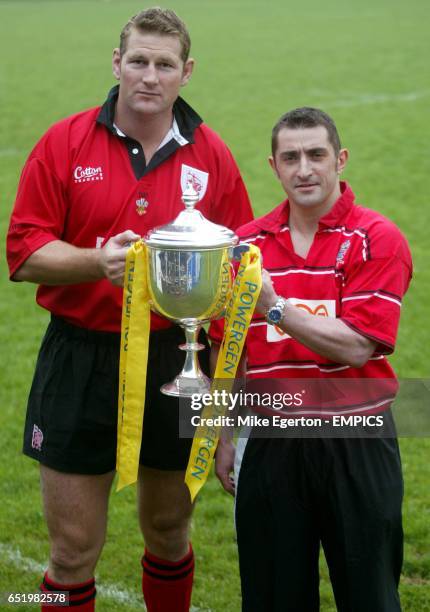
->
[231, 243, 250, 261]
[160, 320, 210, 398]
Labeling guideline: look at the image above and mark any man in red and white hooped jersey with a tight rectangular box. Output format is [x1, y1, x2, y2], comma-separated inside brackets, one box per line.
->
[212, 108, 412, 612]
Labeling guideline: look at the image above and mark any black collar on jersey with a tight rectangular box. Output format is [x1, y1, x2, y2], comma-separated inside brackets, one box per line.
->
[96, 85, 203, 180]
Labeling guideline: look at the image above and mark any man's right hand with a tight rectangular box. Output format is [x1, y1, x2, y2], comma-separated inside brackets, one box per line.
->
[13, 230, 141, 286]
[99, 230, 141, 286]
[215, 439, 236, 496]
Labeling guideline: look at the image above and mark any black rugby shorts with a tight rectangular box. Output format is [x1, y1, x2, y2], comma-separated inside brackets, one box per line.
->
[23, 316, 210, 474]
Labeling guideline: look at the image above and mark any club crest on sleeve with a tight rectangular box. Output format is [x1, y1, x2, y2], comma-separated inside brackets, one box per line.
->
[31, 424, 44, 451]
[180, 164, 209, 202]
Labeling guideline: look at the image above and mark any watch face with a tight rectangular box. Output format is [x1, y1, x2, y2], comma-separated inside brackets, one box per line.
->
[268, 308, 282, 324]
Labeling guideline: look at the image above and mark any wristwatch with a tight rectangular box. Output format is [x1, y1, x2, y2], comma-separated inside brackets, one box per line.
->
[265, 297, 288, 326]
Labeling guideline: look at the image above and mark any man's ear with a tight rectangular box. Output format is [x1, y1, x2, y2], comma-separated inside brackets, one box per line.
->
[180, 58, 195, 87]
[269, 155, 280, 179]
[336, 148, 349, 174]
[112, 48, 121, 80]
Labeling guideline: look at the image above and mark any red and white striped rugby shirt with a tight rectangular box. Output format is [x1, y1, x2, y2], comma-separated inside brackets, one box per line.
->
[209, 182, 413, 416]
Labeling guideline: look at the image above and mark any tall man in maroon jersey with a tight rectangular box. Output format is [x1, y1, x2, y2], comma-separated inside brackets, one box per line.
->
[212, 108, 411, 611]
[7, 8, 252, 612]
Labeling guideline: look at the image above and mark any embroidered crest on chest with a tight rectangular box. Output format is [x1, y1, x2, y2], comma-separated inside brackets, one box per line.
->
[135, 197, 149, 215]
[180, 164, 209, 201]
[336, 239, 351, 267]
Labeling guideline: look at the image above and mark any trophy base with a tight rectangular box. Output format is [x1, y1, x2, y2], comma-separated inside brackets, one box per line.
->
[161, 373, 211, 398]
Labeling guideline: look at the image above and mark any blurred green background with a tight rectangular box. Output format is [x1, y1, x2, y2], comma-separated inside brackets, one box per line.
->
[0, 1, 429, 610]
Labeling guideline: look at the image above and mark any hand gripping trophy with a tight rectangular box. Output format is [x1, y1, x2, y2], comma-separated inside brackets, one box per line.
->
[116, 182, 261, 492]
[144, 181, 242, 397]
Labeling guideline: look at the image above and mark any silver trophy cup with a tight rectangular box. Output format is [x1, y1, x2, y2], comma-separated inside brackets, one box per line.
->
[144, 183, 241, 397]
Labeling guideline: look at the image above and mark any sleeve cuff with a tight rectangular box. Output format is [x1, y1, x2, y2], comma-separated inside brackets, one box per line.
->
[342, 318, 395, 355]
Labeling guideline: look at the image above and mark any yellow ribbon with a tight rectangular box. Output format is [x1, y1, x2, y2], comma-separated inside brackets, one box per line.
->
[185, 244, 262, 502]
[116, 241, 150, 491]
[116, 242, 261, 497]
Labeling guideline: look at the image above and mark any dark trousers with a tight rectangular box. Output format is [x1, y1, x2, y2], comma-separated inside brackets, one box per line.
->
[235, 436, 403, 612]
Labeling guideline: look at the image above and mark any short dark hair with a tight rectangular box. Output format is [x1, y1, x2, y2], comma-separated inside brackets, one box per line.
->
[271, 107, 341, 157]
[119, 7, 191, 62]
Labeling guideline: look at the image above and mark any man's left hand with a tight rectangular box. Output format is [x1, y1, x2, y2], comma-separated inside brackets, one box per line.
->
[256, 269, 278, 315]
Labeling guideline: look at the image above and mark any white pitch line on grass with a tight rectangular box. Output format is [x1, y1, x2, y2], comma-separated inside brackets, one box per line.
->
[322, 90, 430, 108]
[308, 88, 430, 107]
[0, 543, 207, 611]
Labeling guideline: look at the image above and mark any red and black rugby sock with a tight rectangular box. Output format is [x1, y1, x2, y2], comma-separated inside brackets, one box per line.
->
[40, 572, 96, 610]
[142, 544, 194, 612]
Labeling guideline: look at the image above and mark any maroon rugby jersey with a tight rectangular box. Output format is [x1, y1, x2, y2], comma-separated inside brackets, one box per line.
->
[7, 91, 253, 332]
[210, 182, 412, 416]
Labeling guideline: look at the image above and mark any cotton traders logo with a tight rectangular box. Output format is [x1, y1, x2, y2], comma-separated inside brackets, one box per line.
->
[74, 165, 104, 183]
[267, 299, 336, 342]
[180, 164, 209, 201]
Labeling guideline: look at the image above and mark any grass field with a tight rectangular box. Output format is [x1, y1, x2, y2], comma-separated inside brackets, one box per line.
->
[0, 0, 429, 610]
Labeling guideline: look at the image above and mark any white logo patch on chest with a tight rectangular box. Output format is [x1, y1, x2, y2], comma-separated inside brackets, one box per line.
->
[266, 298, 336, 342]
[73, 165, 104, 183]
[180, 164, 209, 202]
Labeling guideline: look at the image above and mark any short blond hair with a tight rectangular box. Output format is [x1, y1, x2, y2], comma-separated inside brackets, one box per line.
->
[119, 7, 191, 62]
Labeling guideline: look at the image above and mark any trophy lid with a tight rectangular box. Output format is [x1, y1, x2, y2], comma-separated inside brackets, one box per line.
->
[145, 182, 239, 249]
